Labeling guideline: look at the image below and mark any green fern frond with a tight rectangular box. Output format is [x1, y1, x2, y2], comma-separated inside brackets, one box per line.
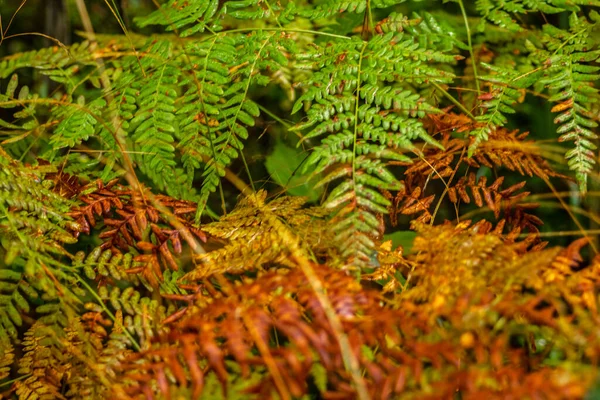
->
[0, 41, 91, 80]
[475, 0, 600, 32]
[0, 259, 80, 344]
[0, 76, 42, 158]
[137, 0, 295, 35]
[470, 62, 542, 154]
[377, 12, 468, 52]
[93, 284, 172, 346]
[300, 0, 425, 20]
[124, 40, 193, 199]
[75, 248, 134, 283]
[179, 32, 292, 217]
[136, 0, 222, 35]
[292, 32, 454, 267]
[0, 268, 33, 344]
[536, 12, 600, 192]
[50, 97, 107, 149]
[0, 157, 85, 345]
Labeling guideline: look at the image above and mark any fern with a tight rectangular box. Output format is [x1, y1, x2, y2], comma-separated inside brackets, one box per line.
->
[470, 62, 542, 153]
[534, 12, 600, 192]
[2, 1, 600, 399]
[476, 0, 600, 32]
[0, 41, 94, 80]
[125, 40, 193, 199]
[51, 97, 106, 149]
[292, 31, 455, 267]
[135, 0, 223, 35]
[300, 0, 426, 20]
[14, 324, 69, 400]
[0, 157, 84, 344]
[185, 190, 329, 279]
[0, 343, 13, 381]
[178, 31, 292, 216]
[137, 0, 296, 35]
[62, 316, 133, 399]
[377, 11, 468, 52]
[93, 285, 172, 347]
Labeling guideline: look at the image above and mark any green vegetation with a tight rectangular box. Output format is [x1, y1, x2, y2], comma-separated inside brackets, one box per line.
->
[1, 0, 600, 398]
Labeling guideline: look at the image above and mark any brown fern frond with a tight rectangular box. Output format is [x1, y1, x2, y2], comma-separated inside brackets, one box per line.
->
[116, 265, 380, 399]
[68, 178, 123, 235]
[422, 112, 562, 182]
[391, 186, 435, 224]
[115, 239, 600, 399]
[385, 113, 558, 232]
[447, 173, 543, 233]
[473, 130, 564, 180]
[469, 218, 548, 251]
[404, 221, 563, 305]
[362, 240, 413, 294]
[392, 222, 600, 397]
[68, 181, 206, 286]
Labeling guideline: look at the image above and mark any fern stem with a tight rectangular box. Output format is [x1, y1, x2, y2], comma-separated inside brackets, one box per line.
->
[365, 0, 375, 38]
[457, 0, 481, 98]
[519, 229, 600, 238]
[75, 275, 142, 351]
[226, 166, 255, 196]
[74, 0, 147, 207]
[214, 27, 352, 41]
[257, 104, 293, 129]
[1, 32, 71, 53]
[263, 0, 283, 29]
[0, 0, 26, 46]
[194, 36, 221, 220]
[266, 214, 370, 400]
[241, 311, 291, 400]
[101, 0, 146, 76]
[239, 150, 256, 193]
[0, 373, 32, 389]
[294, 255, 370, 400]
[141, 189, 208, 254]
[542, 177, 598, 254]
[552, 27, 588, 56]
[218, 181, 227, 214]
[431, 81, 475, 119]
[416, 148, 461, 225]
[352, 42, 369, 189]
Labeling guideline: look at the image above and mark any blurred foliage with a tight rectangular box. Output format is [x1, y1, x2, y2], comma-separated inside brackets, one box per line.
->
[0, 0, 600, 399]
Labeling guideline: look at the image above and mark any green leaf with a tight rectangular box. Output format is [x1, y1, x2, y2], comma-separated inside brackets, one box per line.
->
[384, 230, 417, 254]
[309, 362, 328, 393]
[265, 140, 323, 202]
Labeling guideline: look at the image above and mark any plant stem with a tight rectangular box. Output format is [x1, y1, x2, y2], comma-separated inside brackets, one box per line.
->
[431, 81, 476, 119]
[0, 374, 32, 389]
[74, 0, 147, 206]
[76, 276, 142, 351]
[457, 0, 481, 98]
[266, 214, 371, 400]
[353, 42, 369, 188]
[214, 27, 352, 41]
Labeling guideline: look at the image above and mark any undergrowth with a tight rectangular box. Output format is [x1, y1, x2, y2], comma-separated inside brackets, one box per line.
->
[1, 0, 600, 399]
